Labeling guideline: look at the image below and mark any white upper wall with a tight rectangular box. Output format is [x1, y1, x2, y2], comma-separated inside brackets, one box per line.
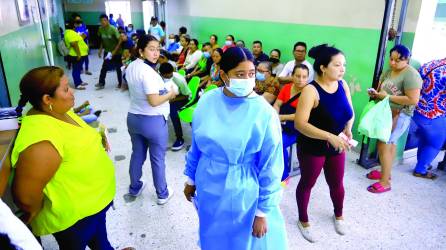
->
[186, 0, 421, 32]
[64, 0, 143, 13]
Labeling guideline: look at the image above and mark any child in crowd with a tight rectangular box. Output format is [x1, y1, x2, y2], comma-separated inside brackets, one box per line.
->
[74, 101, 102, 124]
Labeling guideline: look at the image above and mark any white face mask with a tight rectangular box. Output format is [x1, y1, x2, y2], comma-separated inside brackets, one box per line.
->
[225, 78, 255, 97]
[169, 38, 175, 44]
[225, 40, 232, 46]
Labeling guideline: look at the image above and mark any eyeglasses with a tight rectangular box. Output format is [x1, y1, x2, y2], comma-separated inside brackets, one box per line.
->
[257, 69, 269, 73]
[147, 47, 161, 52]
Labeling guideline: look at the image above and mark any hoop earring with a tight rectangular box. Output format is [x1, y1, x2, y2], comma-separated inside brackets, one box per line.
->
[49, 104, 53, 111]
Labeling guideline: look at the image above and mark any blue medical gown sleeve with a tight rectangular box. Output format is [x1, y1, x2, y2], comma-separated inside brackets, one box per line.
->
[184, 132, 201, 183]
[257, 113, 284, 214]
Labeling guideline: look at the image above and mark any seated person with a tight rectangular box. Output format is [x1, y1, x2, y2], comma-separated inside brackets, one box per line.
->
[200, 48, 223, 88]
[74, 101, 101, 124]
[235, 39, 245, 48]
[209, 34, 219, 49]
[181, 39, 203, 73]
[186, 42, 213, 81]
[175, 34, 190, 67]
[121, 49, 133, 90]
[222, 35, 235, 52]
[159, 63, 192, 151]
[254, 61, 280, 104]
[119, 30, 134, 50]
[167, 34, 181, 53]
[252, 40, 269, 66]
[158, 50, 178, 71]
[273, 64, 309, 182]
[270, 49, 284, 76]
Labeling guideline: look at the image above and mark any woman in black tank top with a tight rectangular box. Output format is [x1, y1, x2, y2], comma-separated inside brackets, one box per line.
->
[294, 44, 354, 242]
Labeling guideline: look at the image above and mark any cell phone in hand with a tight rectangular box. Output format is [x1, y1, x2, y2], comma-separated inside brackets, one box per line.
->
[339, 132, 359, 147]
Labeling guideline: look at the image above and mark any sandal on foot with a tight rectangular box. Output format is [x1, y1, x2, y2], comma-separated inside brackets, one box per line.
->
[413, 171, 437, 180]
[366, 170, 381, 180]
[367, 182, 391, 193]
[366, 170, 391, 180]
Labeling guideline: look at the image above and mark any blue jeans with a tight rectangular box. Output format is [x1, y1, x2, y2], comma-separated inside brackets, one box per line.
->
[413, 112, 446, 174]
[127, 113, 169, 199]
[70, 56, 86, 87]
[53, 203, 113, 250]
[78, 108, 97, 124]
[282, 132, 297, 181]
[169, 97, 189, 140]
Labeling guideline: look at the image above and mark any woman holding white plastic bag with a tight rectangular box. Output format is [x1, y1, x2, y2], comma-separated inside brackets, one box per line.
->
[366, 45, 422, 193]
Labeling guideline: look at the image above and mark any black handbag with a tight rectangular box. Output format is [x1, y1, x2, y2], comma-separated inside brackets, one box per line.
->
[279, 93, 300, 134]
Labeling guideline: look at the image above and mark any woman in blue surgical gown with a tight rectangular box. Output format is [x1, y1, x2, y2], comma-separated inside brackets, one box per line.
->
[183, 47, 287, 250]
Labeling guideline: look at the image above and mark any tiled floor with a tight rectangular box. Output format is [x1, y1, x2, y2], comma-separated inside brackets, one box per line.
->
[41, 52, 446, 250]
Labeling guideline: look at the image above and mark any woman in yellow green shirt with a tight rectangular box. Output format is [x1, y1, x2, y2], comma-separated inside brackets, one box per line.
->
[11, 66, 116, 248]
[65, 20, 89, 90]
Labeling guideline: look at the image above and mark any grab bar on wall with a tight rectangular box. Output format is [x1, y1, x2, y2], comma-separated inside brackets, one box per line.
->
[357, 0, 395, 169]
[395, 0, 409, 45]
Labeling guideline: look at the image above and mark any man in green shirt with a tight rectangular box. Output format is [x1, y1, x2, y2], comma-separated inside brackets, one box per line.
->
[96, 14, 123, 90]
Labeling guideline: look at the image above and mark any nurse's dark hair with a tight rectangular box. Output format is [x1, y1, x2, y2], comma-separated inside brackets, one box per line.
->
[308, 44, 343, 76]
[16, 66, 64, 116]
[137, 35, 159, 53]
[390, 44, 411, 60]
[220, 47, 254, 73]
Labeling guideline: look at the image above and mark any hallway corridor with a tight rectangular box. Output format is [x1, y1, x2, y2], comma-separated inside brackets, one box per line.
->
[39, 52, 446, 250]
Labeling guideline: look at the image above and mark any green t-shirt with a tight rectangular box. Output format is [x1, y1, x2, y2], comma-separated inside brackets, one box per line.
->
[379, 65, 422, 116]
[98, 25, 121, 54]
[64, 29, 89, 57]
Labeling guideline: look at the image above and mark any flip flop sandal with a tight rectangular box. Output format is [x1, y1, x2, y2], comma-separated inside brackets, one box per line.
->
[366, 170, 391, 180]
[413, 171, 438, 180]
[367, 182, 391, 193]
[366, 170, 381, 180]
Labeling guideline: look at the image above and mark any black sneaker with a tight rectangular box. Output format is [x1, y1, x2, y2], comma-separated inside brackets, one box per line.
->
[94, 110, 102, 118]
[171, 139, 184, 151]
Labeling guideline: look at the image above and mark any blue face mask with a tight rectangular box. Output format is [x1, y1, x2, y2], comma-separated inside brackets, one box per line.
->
[256, 72, 266, 81]
[225, 78, 255, 97]
[203, 51, 211, 58]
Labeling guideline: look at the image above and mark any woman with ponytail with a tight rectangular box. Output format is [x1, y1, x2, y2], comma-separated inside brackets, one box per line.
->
[11, 66, 116, 248]
[294, 44, 354, 242]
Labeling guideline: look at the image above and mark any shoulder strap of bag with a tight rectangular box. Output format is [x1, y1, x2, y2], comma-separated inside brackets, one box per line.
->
[283, 92, 301, 106]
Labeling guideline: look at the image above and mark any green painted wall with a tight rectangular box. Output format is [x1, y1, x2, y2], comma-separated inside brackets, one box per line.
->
[190, 16, 417, 159]
[65, 11, 145, 30]
[131, 11, 144, 30]
[1, 25, 50, 106]
[190, 17, 380, 141]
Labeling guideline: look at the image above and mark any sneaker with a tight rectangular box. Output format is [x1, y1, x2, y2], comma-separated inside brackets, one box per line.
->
[128, 181, 146, 197]
[157, 186, 174, 205]
[85, 71, 92, 75]
[94, 110, 102, 118]
[333, 216, 346, 235]
[171, 139, 184, 151]
[96, 85, 105, 90]
[297, 221, 317, 243]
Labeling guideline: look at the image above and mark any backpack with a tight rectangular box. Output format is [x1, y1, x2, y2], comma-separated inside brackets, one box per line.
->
[57, 40, 69, 56]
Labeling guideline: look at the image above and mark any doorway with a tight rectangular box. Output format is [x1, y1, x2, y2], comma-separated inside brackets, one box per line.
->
[105, 1, 131, 27]
[142, 0, 155, 32]
[412, 0, 446, 64]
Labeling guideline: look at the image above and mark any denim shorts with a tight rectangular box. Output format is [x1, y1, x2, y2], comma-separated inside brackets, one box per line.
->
[387, 112, 411, 144]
